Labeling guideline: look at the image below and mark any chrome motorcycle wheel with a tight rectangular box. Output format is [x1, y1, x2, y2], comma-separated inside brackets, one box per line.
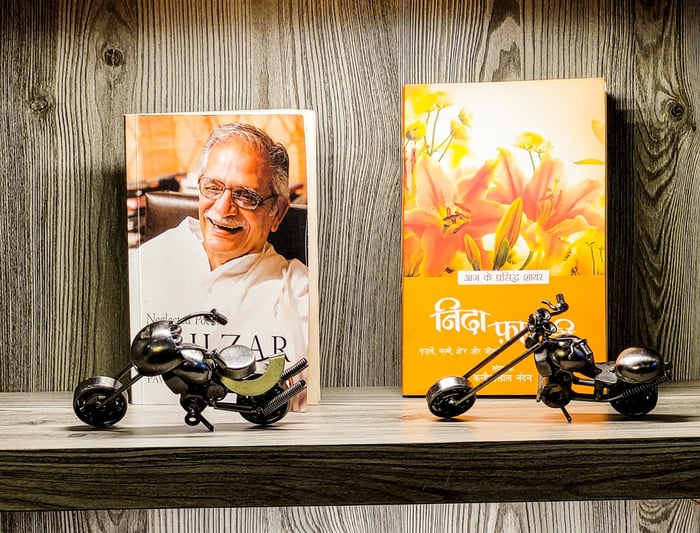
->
[73, 376, 128, 427]
[426, 376, 475, 418]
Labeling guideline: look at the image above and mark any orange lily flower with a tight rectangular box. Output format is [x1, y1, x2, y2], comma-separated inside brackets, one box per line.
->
[488, 149, 604, 269]
[404, 156, 505, 276]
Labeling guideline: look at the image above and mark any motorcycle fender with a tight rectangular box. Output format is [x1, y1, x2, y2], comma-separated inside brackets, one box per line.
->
[615, 347, 664, 383]
[220, 355, 286, 396]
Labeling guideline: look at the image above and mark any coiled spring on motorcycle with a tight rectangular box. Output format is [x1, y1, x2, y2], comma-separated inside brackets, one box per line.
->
[619, 371, 671, 399]
[262, 380, 307, 416]
[280, 357, 309, 382]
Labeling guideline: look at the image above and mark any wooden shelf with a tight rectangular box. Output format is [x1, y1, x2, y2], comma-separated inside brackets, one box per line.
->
[1, 384, 699, 511]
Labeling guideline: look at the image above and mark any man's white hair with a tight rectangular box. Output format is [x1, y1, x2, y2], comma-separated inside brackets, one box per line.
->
[199, 122, 290, 201]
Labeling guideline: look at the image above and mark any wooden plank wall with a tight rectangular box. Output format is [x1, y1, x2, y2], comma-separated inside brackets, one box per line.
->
[1, 0, 698, 530]
[2, 500, 700, 532]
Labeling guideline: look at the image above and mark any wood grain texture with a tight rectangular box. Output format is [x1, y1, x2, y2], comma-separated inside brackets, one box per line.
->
[1, 500, 699, 533]
[1, 385, 699, 511]
[1, 0, 700, 390]
[1, 0, 700, 528]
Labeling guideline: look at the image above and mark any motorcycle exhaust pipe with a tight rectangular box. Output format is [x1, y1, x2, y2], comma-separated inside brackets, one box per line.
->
[262, 380, 307, 417]
[280, 357, 309, 382]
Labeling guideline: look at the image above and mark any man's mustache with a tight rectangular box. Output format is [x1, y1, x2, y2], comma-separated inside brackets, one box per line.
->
[204, 209, 244, 230]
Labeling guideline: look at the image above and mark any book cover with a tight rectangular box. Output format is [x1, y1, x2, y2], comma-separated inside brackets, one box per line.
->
[402, 78, 607, 396]
[125, 110, 320, 408]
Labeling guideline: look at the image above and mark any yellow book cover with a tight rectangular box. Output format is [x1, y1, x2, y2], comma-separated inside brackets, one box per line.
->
[402, 78, 607, 396]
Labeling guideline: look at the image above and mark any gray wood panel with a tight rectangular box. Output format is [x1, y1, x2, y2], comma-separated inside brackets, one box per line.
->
[1, 0, 699, 529]
[2, 500, 700, 533]
[2, 0, 699, 390]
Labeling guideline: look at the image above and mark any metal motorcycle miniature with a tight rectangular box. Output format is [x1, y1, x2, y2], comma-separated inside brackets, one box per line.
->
[73, 309, 307, 431]
[426, 294, 671, 422]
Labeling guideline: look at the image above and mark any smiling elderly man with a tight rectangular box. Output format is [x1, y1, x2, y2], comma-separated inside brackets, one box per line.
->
[128, 123, 309, 406]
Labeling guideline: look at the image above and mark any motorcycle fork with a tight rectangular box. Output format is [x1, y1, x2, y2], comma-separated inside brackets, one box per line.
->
[454, 330, 545, 406]
[96, 363, 143, 407]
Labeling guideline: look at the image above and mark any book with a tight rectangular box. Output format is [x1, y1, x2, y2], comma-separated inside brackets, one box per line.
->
[125, 110, 320, 408]
[402, 78, 607, 396]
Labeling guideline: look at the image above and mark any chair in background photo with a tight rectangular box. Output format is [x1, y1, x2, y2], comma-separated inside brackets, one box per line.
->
[143, 191, 308, 265]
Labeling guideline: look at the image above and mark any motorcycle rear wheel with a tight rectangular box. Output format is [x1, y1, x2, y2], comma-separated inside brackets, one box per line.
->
[426, 376, 475, 418]
[236, 384, 290, 425]
[73, 376, 128, 427]
[611, 388, 658, 417]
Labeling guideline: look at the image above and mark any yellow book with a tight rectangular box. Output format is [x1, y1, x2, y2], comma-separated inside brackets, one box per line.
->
[402, 78, 607, 396]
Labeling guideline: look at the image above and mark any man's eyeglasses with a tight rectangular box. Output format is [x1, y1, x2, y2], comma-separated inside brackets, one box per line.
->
[198, 177, 276, 210]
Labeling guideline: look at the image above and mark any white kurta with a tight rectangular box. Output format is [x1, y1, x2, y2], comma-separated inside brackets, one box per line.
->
[128, 217, 309, 407]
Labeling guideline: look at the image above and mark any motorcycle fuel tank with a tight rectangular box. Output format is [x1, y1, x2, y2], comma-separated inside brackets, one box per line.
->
[131, 320, 184, 375]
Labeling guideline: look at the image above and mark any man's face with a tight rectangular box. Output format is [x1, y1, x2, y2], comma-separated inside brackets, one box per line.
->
[198, 140, 288, 270]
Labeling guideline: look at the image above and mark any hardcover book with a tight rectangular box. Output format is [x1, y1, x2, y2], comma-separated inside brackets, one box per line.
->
[125, 110, 319, 408]
[402, 78, 607, 396]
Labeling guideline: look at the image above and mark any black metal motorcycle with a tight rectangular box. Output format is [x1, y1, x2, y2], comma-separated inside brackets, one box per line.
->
[426, 294, 671, 422]
[73, 309, 307, 431]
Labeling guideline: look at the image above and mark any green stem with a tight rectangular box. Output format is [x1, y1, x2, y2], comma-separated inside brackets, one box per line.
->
[528, 149, 536, 173]
[422, 110, 433, 154]
[519, 250, 534, 270]
[429, 108, 442, 156]
[437, 133, 455, 161]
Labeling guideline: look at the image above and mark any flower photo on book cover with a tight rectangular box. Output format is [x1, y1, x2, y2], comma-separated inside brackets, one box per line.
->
[402, 83, 606, 279]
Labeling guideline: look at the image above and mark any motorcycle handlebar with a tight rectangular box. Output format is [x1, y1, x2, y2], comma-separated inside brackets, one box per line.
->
[210, 309, 228, 325]
[175, 309, 229, 326]
[541, 293, 569, 315]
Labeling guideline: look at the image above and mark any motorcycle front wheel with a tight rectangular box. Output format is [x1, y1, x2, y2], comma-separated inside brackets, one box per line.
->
[73, 376, 128, 427]
[611, 388, 658, 417]
[426, 376, 476, 419]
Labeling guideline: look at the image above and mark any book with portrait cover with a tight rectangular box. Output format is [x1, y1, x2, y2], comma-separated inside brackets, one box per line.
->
[125, 110, 319, 409]
[402, 78, 607, 396]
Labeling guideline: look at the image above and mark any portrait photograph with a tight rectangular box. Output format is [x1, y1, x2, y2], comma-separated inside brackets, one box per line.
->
[124, 111, 319, 409]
